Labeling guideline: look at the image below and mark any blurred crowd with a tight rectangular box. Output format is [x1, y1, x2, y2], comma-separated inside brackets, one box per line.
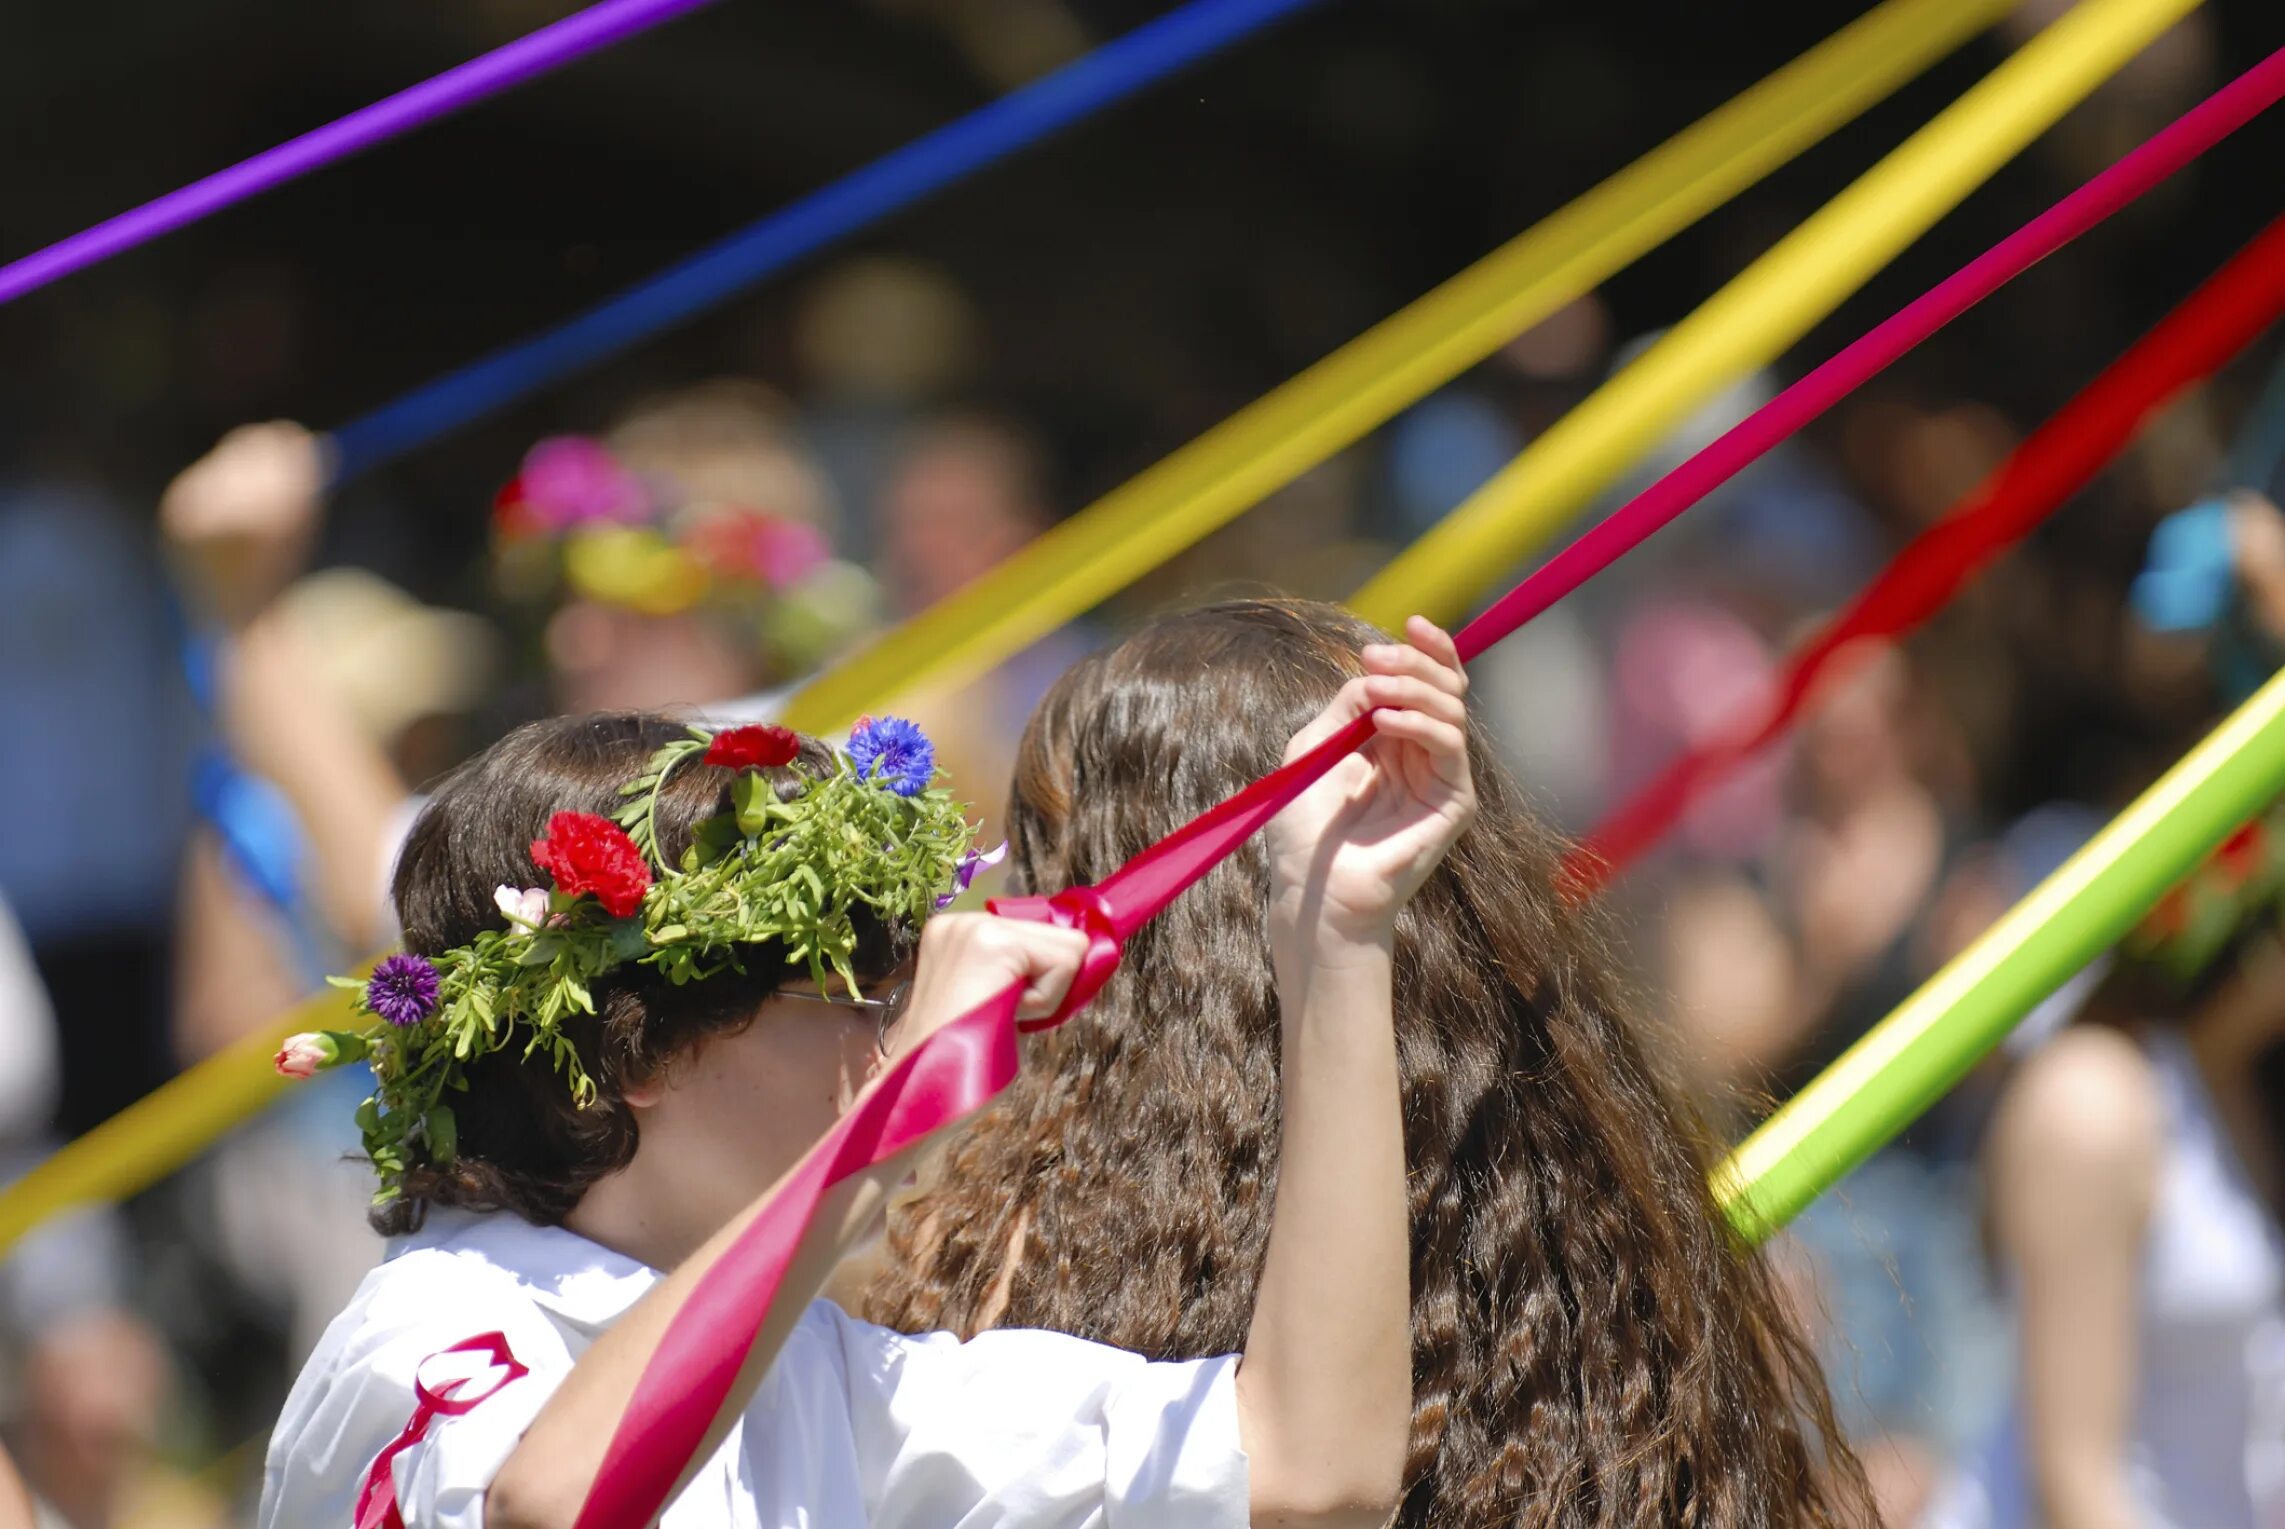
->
[5, 3, 2285, 1525]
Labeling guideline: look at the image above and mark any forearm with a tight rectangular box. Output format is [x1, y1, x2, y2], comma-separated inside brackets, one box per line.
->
[218, 613, 407, 947]
[489, 1163, 897, 1528]
[2033, 1456, 2144, 1529]
[0, 1440, 33, 1529]
[173, 833, 306, 1059]
[1240, 927, 1409, 1527]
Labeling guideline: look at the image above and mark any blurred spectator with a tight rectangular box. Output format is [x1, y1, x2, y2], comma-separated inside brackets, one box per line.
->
[795, 257, 982, 562]
[1918, 488, 2285, 1528]
[1774, 644, 1964, 1046]
[877, 412, 1052, 619]
[0, 901, 185, 1526]
[529, 380, 870, 715]
[159, 425, 414, 956]
[1608, 594, 1789, 862]
[12, 1312, 220, 1529]
[165, 566, 503, 1366]
[873, 410, 1089, 827]
[1926, 808, 2285, 1528]
[0, 484, 194, 1134]
[1660, 871, 1809, 1114]
[159, 384, 871, 964]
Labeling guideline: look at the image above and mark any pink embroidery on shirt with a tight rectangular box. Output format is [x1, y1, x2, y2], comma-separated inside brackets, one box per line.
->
[355, 1331, 529, 1529]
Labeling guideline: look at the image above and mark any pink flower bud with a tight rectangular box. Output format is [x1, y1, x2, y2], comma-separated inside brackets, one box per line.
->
[495, 884, 552, 929]
[275, 1032, 335, 1080]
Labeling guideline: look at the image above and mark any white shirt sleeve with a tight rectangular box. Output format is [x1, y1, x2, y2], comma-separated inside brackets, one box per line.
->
[0, 894, 57, 1141]
[819, 1304, 1251, 1529]
[262, 1255, 569, 1529]
[393, 1344, 566, 1529]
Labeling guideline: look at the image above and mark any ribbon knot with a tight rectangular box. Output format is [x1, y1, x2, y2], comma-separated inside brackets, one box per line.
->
[988, 884, 1124, 1031]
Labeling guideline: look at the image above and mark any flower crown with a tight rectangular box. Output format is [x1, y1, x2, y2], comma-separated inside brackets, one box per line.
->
[279, 718, 999, 1206]
[2122, 800, 2285, 987]
[492, 435, 876, 666]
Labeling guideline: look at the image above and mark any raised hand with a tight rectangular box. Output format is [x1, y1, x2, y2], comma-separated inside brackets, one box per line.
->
[159, 420, 326, 628]
[1265, 615, 1478, 950]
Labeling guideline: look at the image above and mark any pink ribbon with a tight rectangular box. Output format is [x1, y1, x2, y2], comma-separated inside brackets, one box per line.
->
[356, 1332, 528, 1529]
[1467, 42, 2285, 646]
[1000, 885, 1126, 1031]
[544, 45, 2285, 1529]
[1569, 210, 2285, 891]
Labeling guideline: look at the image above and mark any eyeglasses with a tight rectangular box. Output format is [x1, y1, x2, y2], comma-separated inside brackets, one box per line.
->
[774, 981, 912, 1058]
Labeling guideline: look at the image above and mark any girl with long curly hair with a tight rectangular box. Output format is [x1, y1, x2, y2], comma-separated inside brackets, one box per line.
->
[868, 599, 1874, 1528]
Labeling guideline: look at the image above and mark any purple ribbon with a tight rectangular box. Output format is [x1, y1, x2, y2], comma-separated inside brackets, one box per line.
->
[0, 0, 719, 306]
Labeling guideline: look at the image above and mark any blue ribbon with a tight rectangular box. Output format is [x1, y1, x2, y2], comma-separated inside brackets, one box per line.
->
[328, 0, 1326, 481]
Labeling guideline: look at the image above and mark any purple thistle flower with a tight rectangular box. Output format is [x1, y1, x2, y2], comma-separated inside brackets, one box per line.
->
[367, 953, 441, 1027]
[936, 841, 1008, 910]
[847, 716, 935, 798]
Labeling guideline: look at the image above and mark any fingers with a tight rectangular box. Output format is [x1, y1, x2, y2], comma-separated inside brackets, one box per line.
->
[1356, 672, 1465, 732]
[1361, 617, 1467, 702]
[1369, 706, 1471, 790]
[1006, 921, 1088, 1023]
[909, 914, 1090, 1037]
[1360, 619, 1473, 798]
[1405, 614, 1464, 670]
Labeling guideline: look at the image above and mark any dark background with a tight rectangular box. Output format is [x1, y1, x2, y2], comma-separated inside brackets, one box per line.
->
[4, 0, 2277, 555]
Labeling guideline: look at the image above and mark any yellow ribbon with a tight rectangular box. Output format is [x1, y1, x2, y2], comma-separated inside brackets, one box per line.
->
[1353, 0, 2204, 626]
[780, 0, 2006, 732]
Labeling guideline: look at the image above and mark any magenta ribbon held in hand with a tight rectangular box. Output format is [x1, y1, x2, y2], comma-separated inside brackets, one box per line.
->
[998, 885, 1126, 1031]
[568, 45, 2285, 1529]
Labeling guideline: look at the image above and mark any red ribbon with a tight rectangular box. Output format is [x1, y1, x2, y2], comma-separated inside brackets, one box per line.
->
[561, 45, 2285, 1529]
[355, 1332, 528, 1529]
[1568, 211, 2285, 892]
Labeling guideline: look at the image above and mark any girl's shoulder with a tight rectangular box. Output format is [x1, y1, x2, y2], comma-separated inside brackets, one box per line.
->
[1989, 1026, 2164, 1239]
[1996, 1026, 2163, 1165]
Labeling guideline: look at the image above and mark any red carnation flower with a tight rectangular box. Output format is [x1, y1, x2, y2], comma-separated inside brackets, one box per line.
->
[530, 812, 653, 918]
[704, 724, 801, 771]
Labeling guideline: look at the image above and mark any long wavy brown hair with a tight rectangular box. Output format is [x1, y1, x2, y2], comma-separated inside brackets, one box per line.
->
[867, 600, 1870, 1527]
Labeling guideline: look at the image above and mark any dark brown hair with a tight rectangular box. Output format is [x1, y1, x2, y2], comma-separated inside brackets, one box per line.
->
[376, 713, 910, 1235]
[867, 600, 1871, 1527]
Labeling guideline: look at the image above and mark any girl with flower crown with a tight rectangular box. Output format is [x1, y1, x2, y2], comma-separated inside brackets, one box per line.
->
[868, 601, 1876, 1528]
[262, 616, 1477, 1528]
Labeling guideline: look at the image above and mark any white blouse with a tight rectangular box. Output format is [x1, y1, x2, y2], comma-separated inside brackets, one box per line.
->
[261, 1209, 1249, 1528]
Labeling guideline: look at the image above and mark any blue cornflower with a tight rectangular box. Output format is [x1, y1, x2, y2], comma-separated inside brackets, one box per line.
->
[847, 716, 935, 797]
